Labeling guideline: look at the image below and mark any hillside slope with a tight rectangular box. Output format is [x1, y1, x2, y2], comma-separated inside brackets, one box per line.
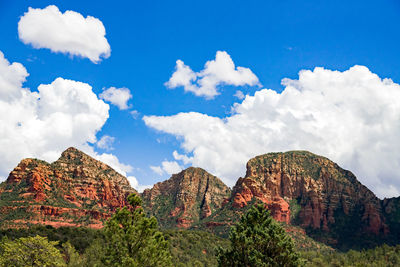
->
[0, 147, 136, 228]
[200, 151, 390, 249]
[141, 167, 231, 228]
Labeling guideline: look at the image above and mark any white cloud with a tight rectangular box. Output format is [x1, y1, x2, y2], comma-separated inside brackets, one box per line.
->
[150, 160, 183, 176]
[89, 149, 132, 176]
[165, 51, 259, 99]
[99, 87, 132, 110]
[150, 166, 164, 176]
[18, 5, 110, 63]
[127, 176, 152, 193]
[161, 160, 182, 175]
[0, 52, 28, 100]
[173, 150, 193, 165]
[96, 135, 115, 150]
[0, 51, 132, 181]
[130, 110, 140, 119]
[145, 65, 400, 198]
[234, 90, 245, 100]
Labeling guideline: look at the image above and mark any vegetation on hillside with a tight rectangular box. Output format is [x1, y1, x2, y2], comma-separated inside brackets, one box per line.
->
[0, 235, 66, 267]
[101, 193, 172, 266]
[0, 200, 399, 266]
[217, 204, 303, 266]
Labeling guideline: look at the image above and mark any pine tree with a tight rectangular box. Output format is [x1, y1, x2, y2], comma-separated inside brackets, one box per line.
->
[102, 193, 172, 267]
[0, 235, 66, 267]
[218, 204, 303, 267]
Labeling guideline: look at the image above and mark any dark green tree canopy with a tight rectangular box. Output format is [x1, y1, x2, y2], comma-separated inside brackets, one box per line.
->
[218, 204, 302, 267]
[102, 193, 172, 267]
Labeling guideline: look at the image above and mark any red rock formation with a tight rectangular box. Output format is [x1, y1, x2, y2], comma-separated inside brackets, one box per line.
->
[141, 167, 231, 228]
[230, 151, 387, 235]
[0, 147, 137, 229]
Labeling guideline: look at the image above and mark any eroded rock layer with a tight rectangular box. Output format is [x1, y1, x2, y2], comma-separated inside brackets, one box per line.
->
[141, 167, 231, 228]
[0, 147, 136, 228]
[201, 151, 389, 247]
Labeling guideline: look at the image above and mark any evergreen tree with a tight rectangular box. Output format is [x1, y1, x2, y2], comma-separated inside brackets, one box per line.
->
[62, 241, 83, 267]
[218, 204, 302, 267]
[0, 235, 66, 267]
[102, 193, 172, 267]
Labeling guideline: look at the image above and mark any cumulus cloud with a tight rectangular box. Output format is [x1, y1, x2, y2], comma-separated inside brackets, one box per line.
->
[0, 51, 132, 181]
[145, 65, 400, 198]
[173, 150, 193, 165]
[127, 176, 152, 193]
[150, 166, 164, 176]
[0, 52, 28, 100]
[100, 87, 132, 110]
[161, 160, 182, 175]
[18, 5, 110, 63]
[96, 135, 115, 151]
[87, 147, 132, 176]
[150, 160, 182, 176]
[234, 90, 245, 100]
[165, 51, 259, 99]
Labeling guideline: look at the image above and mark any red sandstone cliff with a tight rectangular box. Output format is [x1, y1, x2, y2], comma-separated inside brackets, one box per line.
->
[0, 147, 136, 228]
[141, 167, 231, 228]
[200, 151, 389, 247]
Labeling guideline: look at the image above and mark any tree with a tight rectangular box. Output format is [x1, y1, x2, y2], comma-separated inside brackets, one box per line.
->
[62, 241, 83, 267]
[0, 235, 66, 267]
[102, 193, 172, 267]
[82, 239, 106, 267]
[217, 204, 303, 267]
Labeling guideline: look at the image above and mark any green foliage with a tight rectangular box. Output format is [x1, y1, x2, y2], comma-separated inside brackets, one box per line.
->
[0, 225, 103, 253]
[62, 242, 83, 267]
[288, 198, 301, 223]
[164, 229, 229, 267]
[217, 204, 303, 267]
[81, 239, 106, 267]
[302, 244, 400, 267]
[102, 193, 173, 266]
[143, 194, 179, 228]
[0, 235, 66, 267]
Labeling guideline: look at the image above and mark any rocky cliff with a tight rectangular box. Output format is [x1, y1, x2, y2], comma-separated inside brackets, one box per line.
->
[1, 148, 399, 249]
[0, 147, 136, 228]
[201, 151, 389, 248]
[141, 167, 231, 228]
[382, 197, 400, 243]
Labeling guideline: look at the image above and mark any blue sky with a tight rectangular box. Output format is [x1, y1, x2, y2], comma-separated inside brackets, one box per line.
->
[1, 0, 400, 196]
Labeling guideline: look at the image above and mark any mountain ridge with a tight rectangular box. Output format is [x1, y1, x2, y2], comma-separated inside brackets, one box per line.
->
[1, 148, 399, 250]
[0, 147, 136, 228]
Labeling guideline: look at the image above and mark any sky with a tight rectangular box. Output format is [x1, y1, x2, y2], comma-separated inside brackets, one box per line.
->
[0, 0, 400, 197]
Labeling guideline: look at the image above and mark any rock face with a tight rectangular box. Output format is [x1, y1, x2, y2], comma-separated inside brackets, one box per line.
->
[232, 151, 386, 235]
[141, 167, 231, 228]
[0, 147, 136, 228]
[382, 197, 400, 243]
[202, 151, 388, 248]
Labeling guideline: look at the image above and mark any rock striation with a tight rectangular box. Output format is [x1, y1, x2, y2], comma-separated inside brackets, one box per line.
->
[0, 147, 136, 228]
[232, 151, 386, 234]
[201, 151, 389, 248]
[141, 167, 231, 228]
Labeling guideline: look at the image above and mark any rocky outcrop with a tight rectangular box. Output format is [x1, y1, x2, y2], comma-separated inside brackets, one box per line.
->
[382, 197, 400, 243]
[0, 147, 136, 228]
[141, 167, 231, 228]
[230, 151, 387, 235]
[199, 151, 390, 248]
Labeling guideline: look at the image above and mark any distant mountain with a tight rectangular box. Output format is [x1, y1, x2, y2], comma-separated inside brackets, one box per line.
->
[141, 167, 231, 228]
[199, 151, 394, 249]
[0, 147, 136, 228]
[1, 148, 400, 250]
